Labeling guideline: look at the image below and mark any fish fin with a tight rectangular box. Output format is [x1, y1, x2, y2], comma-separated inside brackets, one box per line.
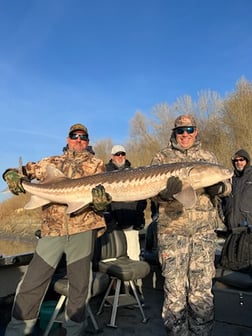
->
[1, 187, 11, 194]
[25, 196, 89, 213]
[42, 165, 69, 183]
[66, 202, 89, 214]
[173, 182, 197, 209]
[24, 195, 51, 209]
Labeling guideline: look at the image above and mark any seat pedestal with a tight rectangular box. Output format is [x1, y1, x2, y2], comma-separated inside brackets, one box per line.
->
[97, 277, 148, 328]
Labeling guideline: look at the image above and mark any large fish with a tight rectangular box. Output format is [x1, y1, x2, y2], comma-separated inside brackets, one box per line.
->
[22, 162, 232, 213]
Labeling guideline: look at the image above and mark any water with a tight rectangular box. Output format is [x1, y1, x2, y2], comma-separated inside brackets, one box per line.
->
[0, 238, 36, 256]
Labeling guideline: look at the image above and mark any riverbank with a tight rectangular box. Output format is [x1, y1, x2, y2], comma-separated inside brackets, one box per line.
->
[0, 193, 41, 240]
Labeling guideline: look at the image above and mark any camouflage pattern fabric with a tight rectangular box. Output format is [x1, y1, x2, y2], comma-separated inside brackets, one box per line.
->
[91, 184, 112, 212]
[3, 169, 25, 195]
[159, 229, 216, 335]
[151, 140, 230, 335]
[23, 149, 107, 237]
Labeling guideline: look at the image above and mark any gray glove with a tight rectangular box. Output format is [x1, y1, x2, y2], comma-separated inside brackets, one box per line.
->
[91, 184, 112, 212]
[158, 176, 182, 201]
[205, 182, 225, 196]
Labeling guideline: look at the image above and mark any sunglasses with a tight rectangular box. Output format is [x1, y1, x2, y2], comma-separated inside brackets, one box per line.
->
[234, 158, 245, 163]
[114, 152, 126, 157]
[175, 127, 196, 135]
[69, 133, 89, 141]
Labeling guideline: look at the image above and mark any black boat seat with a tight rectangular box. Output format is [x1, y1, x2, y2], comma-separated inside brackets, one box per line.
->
[96, 229, 150, 328]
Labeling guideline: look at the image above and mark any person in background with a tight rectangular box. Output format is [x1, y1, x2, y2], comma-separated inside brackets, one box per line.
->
[143, 216, 159, 266]
[2, 123, 111, 336]
[222, 149, 252, 230]
[105, 145, 147, 261]
[151, 114, 231, 335]
[143, 201, 160, 265]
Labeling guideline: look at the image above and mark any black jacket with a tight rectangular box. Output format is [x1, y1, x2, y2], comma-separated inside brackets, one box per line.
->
[222, 149, 252, 229]
[105, 159, 147, 230]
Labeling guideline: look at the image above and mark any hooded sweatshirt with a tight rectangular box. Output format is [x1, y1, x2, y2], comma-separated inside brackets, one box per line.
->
[223, 149, 252, 229]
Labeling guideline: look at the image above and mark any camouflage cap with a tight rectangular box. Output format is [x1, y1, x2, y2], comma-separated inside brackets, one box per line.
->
[173, 114, 197, 129]
[69, 123, 88, 135]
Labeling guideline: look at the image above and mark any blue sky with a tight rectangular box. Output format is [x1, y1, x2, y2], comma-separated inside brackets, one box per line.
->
[0, 0, 251, 201]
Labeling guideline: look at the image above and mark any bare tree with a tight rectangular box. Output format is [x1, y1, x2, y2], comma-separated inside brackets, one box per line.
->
[127, 111, 161, 165]
[222, 78, 252, 160]
[94, 78, 252, 170]
[93, 138, 114, 163]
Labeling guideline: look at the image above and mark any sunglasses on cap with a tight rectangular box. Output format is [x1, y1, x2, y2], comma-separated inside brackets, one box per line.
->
[69, 133, 89, 141]
[234, 158, 246, 163]
[175, 127, 196, 135]
[114, 152, 126, 157]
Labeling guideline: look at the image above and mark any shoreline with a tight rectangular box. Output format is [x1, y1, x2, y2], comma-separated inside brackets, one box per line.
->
[0, 231, 36, 242]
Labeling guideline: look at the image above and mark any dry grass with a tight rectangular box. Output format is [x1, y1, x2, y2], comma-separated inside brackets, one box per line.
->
[0, 193, 41, 239]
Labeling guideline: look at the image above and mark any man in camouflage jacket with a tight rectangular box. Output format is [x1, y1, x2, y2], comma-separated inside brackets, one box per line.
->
[3, 123, 111, 336]
[151, 115, 231, 336]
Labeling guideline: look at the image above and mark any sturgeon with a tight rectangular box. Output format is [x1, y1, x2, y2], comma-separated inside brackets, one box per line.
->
[22, 162, 232, 213]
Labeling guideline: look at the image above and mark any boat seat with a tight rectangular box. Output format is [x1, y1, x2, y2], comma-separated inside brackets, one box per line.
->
[95, 229, 150, 328]
[42, 271, 109, 336]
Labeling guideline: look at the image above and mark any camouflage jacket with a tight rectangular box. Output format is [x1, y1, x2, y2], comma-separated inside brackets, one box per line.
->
[151, 139, 231, 236]
[23, 149, 106, 237]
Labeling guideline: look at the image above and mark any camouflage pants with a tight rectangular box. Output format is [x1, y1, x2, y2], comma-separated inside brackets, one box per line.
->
[158, 231, 216, 336]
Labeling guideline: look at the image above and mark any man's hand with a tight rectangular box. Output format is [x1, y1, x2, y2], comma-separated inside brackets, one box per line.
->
[91, 184, 112, 212]
[158, 176, 183, 201]
[3, 169, 26, 195]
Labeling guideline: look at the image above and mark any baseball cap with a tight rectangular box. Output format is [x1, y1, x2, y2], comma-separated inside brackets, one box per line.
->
[111, 145, 126, 155]
[173, 114, 197, 129]
[69, 123, 88, 135]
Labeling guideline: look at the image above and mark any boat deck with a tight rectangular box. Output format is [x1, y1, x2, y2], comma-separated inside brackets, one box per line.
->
[1, 264, 252, 335]
[1, 237, 252, 336]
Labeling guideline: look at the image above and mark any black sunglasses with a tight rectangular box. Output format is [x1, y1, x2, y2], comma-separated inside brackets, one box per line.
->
[69, 133, 89, 141]
[175, 127, 196, 135]
[234, 158, 245, 163]
[114, 152, 126, 156]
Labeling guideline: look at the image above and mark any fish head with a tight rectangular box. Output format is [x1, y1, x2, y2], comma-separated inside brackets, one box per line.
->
[173, 163, 232, 209]
[187, 163, 233, 189]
